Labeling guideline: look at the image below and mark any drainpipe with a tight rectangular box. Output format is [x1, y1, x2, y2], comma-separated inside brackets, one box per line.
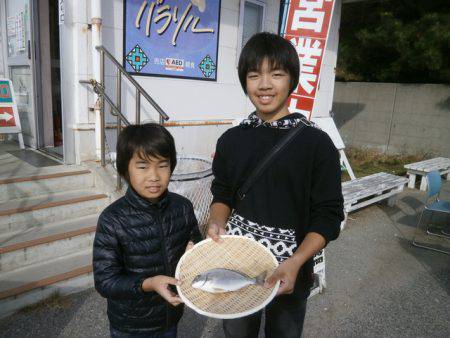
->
[91, 0, 103, 161]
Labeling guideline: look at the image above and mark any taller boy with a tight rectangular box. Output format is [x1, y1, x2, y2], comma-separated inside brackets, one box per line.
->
[207, 32, 344, 337]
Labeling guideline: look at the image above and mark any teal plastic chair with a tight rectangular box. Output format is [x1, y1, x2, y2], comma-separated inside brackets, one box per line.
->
[412, 171, 450, 254]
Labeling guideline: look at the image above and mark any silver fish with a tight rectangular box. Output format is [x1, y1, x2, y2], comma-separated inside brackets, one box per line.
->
[191, 268, 267, 293]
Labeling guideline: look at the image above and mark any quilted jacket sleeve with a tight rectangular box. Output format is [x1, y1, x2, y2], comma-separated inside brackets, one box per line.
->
[187, 202, 202, 243]
[92, 211, 146, 300]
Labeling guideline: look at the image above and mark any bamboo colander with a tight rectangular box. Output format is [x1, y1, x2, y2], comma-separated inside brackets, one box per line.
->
[175, 236, 280, 319]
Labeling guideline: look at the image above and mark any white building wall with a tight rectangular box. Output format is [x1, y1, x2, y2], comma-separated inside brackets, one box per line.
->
[59, 0, 92, 163]
[61, 0, 281, 163]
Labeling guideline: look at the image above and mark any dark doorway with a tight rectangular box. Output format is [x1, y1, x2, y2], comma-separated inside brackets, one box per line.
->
[37, 0, 62, 159]
[49, 0, 62, 151]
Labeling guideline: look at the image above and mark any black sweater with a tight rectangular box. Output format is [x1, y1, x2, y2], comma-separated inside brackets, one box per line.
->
[211, 114, 344, 287]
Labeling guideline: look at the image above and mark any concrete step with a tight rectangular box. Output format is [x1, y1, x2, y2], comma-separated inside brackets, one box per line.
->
[0, 250, 93, 319]
[0, 169, 94, 203]
[0, 190, 108, 236]
[0, 214, 98, 273]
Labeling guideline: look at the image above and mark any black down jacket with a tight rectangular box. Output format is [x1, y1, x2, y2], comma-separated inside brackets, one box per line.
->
[93, 187, 202, 334]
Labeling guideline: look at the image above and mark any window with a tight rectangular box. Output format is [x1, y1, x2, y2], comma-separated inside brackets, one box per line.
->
[238, 0, 266, 55]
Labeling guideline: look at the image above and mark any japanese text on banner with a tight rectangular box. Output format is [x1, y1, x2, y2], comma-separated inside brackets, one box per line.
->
[282, 0, 334, 118]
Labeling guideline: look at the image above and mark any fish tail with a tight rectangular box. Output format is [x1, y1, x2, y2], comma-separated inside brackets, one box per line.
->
[254, 271, 267, 286]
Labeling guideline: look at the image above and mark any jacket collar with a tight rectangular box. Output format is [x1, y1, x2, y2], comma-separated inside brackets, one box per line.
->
[240, 111, 311, 129]
[125, 186, 169, 211]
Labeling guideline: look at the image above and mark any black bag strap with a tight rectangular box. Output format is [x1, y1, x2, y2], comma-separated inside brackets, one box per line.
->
[236, 122, 308, 201]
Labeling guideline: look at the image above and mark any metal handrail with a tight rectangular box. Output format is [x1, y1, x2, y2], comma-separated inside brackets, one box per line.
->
[80, 45, 171, 191]
[95, 46, 169, 122]
[79, 79, 131, 126]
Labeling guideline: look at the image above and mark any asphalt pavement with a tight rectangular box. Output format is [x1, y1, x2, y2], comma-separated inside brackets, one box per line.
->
[0, 184, 449, 338]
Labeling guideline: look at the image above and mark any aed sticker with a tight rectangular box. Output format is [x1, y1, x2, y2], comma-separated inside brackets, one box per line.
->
[165, 58, 184, 72]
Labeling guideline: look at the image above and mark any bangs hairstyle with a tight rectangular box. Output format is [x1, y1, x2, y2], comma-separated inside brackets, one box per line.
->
[116, 123, 177, 182]
[238, 32, 300, 95]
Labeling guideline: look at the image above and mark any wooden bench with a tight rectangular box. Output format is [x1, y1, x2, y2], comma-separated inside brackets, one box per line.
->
[404, 157, 450, 191]
[312, 117, 409, 225]
[342, 172, 409, 215]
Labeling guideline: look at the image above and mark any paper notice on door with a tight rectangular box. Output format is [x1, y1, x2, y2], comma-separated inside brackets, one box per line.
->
[17, 11, 26, 52]
[59, 0, 65, 25]
[6, 16, 16, 37]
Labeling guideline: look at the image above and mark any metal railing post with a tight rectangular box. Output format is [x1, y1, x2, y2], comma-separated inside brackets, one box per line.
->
[116, 69, 123, 190]
[136, 88, 141, 124]
[116, 68, 122, 113]
[117, 115, 123, 191]
[100, 49, 106, 166]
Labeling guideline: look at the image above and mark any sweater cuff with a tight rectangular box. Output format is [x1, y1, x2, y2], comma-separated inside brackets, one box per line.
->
[307, 218, 341, 246]
[211, 196, 233, 209]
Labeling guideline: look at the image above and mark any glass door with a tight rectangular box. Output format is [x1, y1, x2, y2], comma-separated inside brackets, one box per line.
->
[3, 0, 38, 148]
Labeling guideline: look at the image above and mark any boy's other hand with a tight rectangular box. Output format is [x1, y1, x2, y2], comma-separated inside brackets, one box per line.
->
[264, 258, 300, 295]
[142, 276, 183, 306]
[206, 223, 226, 243]
[185, 241, 194, 252]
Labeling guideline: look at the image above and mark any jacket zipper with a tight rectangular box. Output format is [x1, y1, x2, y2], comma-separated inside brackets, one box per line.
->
[155, 209, 171, 329]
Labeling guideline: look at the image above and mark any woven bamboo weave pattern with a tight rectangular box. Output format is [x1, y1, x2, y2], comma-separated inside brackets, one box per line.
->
[176, 236, 278, 318]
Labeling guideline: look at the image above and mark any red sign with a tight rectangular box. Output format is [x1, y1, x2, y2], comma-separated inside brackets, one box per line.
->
[285, 0, 334, 39]
[0, 106, 16, 127]
[282, 0, 335, 119]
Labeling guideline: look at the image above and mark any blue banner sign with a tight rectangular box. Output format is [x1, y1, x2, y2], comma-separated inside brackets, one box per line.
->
[123, 0, 221, 81]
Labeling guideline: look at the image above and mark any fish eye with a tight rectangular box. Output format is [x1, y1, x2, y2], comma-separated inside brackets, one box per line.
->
[192, 275, 206, 287]
[198, 277, 207, 286]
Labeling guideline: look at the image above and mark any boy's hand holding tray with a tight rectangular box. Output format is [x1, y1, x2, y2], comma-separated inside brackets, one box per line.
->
[175, 236, 280, 319]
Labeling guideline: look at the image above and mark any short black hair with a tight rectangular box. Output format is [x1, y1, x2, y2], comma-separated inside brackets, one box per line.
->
[116, 123, 177, 182]
[238, 32, 299, 95]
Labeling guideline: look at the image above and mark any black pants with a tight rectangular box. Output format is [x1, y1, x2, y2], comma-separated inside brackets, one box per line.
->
[223, 287, 309, 338]
[109, 326, 177, 338]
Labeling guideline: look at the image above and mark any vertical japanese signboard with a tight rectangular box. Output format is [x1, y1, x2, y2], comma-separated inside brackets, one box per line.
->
[0, 79, 24, 148]
[123, 0, 221, 81]
[280, 0, 335, 119]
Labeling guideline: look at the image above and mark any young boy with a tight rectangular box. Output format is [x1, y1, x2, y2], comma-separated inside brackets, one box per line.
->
[207, 32, 344, 337]
[93, 123, 201, 337]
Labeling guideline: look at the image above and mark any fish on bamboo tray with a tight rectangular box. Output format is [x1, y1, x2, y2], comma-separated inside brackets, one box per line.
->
[175, 235, 280, 319]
